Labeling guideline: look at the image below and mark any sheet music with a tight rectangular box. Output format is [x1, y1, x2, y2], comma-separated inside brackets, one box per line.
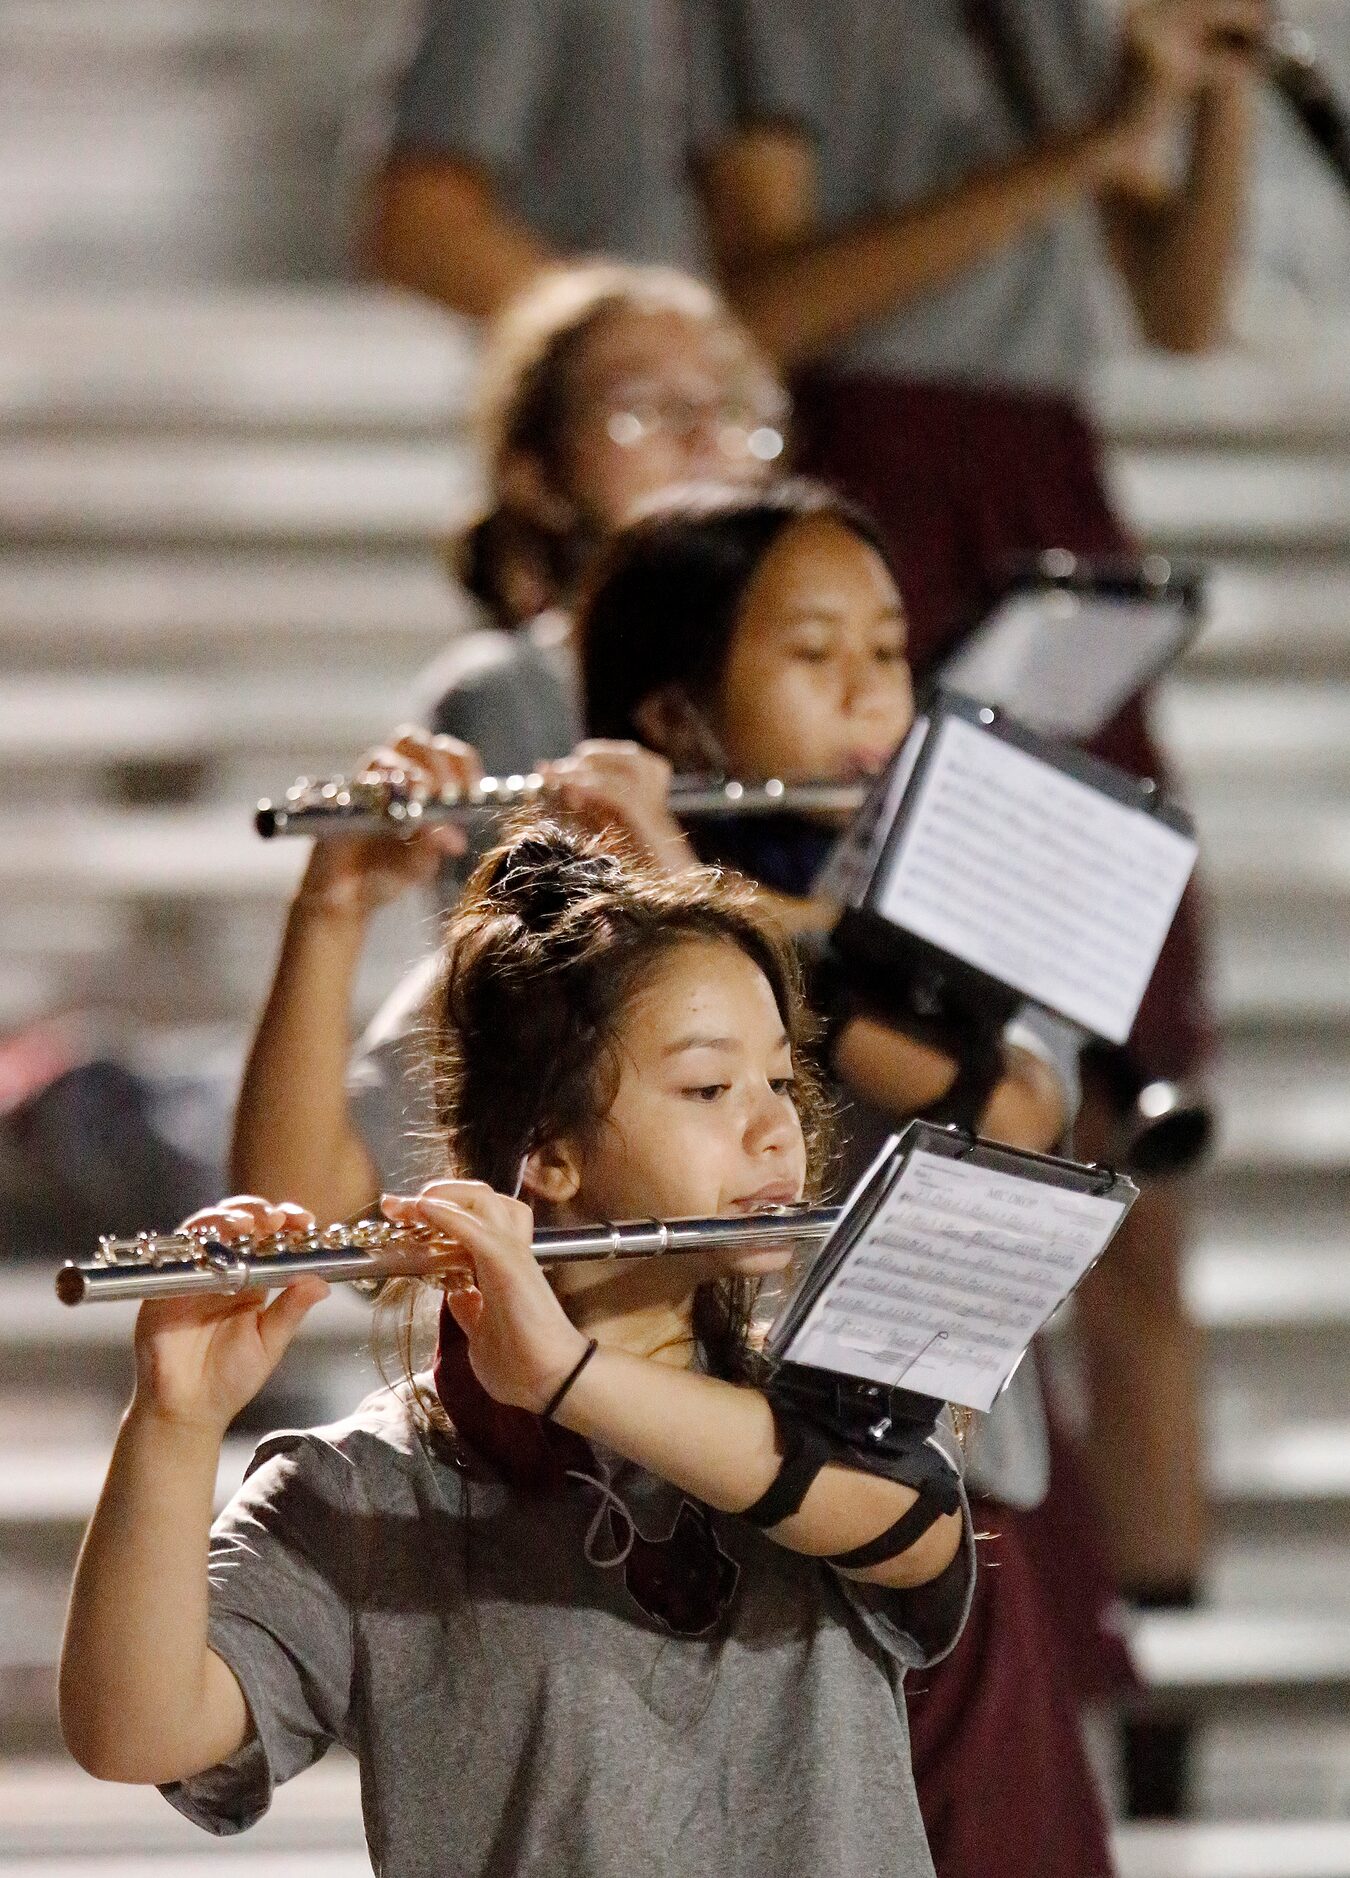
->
[940, 591, 1194, 738]
[874, 715, 1196, 1043]
[812, 716, 928, 906]
[779, 1148, 1128, 1411]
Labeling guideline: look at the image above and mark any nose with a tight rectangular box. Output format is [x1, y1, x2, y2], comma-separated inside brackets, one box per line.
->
[744, 1077, 803, 1162]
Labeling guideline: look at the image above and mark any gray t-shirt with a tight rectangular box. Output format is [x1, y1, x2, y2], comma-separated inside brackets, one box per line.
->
[418, 612, 582, 776]
[390, 0, 705, 270]
[163, 1382, 973, 1877]
[343, 615, 585, 1195]
[691, 0, 1120, 391]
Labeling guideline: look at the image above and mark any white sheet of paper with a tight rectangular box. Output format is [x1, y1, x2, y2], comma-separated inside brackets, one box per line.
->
[780, 1148, 1128, 1411]
[874, 716, 1196, 1042]
[940, 591, 1193, 738]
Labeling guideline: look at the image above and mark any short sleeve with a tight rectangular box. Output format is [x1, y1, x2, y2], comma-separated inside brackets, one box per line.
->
[159, 1435, 362, 1836]
[388, 0, 553, 180]
[684, 0, 824, 147]
[1004, 1004, 1082, 1135]
[836, 1413, 977, 1669]
[347, 957, 446, 1195]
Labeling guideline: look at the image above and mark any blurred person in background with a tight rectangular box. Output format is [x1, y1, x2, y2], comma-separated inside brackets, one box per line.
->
[367, 0, 704, 314]
[230, 263, 787, 1219]
[688, 0, 1270, 1820]
[416, 260, 787, 771]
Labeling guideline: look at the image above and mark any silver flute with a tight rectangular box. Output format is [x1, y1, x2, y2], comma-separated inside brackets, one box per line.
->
[56, 1208, 841, 1306]
[256, 772, 867, 840]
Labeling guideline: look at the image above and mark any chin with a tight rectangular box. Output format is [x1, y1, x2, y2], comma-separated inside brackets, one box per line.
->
[726, 1248, 796, 1279]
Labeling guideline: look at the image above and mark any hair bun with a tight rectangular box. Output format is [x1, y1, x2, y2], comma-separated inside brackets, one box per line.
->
[483, 822, 630, 931]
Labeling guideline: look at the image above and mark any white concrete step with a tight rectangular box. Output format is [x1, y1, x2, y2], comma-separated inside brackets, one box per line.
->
[1109, 451, 1350, 554]
[1127, 1610, 1350, 1717]
[0, 807, 303, 902]
[1116, 1820, 1350, 1878]
[1160, 681, 1350, 785]
[0, 674, 412, 769]
[1189, 1230, 1350, 1334]
[1213, 1039, 1350, 1174]
[1095, 329, 1350, 446]
[0, 440, 478, 545]
[0, 548, 466, 664]
[1188, 563, 1350, 676]
[0, 292, 473, 437]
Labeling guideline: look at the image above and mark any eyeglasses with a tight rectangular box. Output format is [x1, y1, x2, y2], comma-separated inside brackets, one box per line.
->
[598, 381, 789, 464]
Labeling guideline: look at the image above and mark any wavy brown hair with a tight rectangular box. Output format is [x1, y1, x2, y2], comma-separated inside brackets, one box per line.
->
[384, 818, 833, 1412]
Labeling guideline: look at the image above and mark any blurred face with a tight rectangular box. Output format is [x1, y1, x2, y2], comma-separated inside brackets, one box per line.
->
[710, 515, 915, 783]
[559, 305, 787, 531]
[554, 939, 808, 1282]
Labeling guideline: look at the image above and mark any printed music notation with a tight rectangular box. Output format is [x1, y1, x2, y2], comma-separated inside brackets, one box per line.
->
[874, 715, 1196, 1042]
[779, 1148, 1128, 1411]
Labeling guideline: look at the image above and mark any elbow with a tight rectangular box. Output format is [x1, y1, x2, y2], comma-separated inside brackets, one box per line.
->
[61, 1708, 164, 1787]
[854, 1508, 965, 1591]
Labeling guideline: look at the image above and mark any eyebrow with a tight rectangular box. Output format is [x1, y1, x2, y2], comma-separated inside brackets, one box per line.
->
[662, 1031, 791, 1058]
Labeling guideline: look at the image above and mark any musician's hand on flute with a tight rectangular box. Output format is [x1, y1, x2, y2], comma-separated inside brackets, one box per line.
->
[131, 1196, 330, 1438]
[382, 1182, 590, 1413]
[297, 727, 483, 920]
[538, 741, 698, 877]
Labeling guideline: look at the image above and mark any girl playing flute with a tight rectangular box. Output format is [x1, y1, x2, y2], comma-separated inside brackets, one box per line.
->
[568, 479, 1128, 1877]
[61, 823, 972, 1878]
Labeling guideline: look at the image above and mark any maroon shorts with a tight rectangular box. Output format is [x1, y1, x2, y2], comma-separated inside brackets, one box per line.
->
[906, 1490, 1128, 1878]
[792, 371, 1212, 1082]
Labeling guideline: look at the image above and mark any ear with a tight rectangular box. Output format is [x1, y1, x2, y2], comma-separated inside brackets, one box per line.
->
[518, 1138, 583, 1207]
[633, 684, 727, 772]
[497, 447, 576, 532]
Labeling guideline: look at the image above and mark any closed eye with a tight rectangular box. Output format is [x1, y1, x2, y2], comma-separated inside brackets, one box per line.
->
[683, 1083, 731, 1102]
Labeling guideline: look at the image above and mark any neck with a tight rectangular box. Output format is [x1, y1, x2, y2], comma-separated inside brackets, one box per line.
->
[549, 1247, 703, 1366]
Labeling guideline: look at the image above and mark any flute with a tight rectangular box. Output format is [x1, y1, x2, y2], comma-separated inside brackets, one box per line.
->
[55, 1208, 841, 1306]
[256, 772, 867, 840]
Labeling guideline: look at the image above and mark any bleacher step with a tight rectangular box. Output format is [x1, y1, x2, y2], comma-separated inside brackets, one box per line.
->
[0, 440, 478, 547]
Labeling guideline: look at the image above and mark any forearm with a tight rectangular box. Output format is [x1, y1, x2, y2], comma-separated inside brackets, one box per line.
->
[555, 1352, 961, 1589]
[60, 1406, 248, 1783]
[1104, 77, 1254, 352]
[230, 894, 377, 1222]
[721, 122, 1120, 366]
[366, 158, 551, 319]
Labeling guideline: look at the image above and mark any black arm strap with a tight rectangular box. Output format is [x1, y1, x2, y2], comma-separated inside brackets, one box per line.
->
[740, 1412, 837, 1529]
[821, 1473, 962, 1572]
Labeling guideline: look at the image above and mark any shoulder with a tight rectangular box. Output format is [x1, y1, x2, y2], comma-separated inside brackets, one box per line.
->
[239, 1382, 442, 1520]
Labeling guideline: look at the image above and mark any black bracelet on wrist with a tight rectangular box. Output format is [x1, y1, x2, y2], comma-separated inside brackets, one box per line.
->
[540, 1338, 599, 1424]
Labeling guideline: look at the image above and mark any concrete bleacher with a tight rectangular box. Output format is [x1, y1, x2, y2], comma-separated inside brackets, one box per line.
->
[1, 280, 1349, 1843]
[3, 0, 1350, 1869]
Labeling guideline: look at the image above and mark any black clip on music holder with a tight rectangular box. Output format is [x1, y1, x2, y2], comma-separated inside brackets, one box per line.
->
[829, 689, 1195, 1045]
[765, 1119, 1137, 1448]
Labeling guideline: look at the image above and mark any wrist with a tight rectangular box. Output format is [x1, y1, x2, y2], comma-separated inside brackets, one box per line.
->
[124, 1395, 230, 1454]
[289, 872, 375, 931]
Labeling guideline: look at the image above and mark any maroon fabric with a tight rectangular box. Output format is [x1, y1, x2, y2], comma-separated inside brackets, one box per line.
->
[432, 1298, 591, 1495]
[906, 1498, 1120, 1878]
[792, 371, 1212, 1082]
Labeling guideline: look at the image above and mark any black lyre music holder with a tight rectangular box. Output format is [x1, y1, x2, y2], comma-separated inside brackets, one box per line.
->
[934, 550, 1205, 741]
[765, 1119, 1137, 1440]
[828, 688, 1196, 1046]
